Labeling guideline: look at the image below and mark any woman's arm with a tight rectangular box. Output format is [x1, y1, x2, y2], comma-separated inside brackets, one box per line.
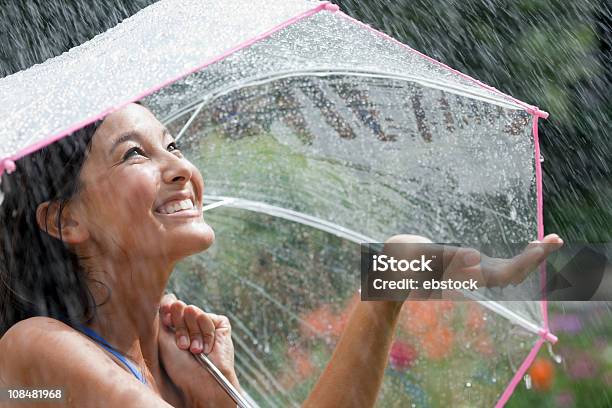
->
[302, 300, 402, 408]
[0, 317, 173, 408]
[303, 234, 430, 408]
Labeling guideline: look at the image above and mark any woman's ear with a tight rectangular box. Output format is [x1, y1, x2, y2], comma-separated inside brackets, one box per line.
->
[36, 200, 89, 244]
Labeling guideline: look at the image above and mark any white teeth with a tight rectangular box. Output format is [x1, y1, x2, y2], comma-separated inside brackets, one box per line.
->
[158, 199, 194, 214]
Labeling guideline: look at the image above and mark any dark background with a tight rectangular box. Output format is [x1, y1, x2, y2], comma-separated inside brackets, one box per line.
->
[1, 0, 610, 243]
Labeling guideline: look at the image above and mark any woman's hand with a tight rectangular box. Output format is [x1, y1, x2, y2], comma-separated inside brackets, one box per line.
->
[158, 294, 240, 408]
[441, 233, 564, 289]
[382, 233, 564, 298]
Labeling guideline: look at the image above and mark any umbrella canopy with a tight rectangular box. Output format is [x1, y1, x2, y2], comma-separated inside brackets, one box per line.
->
[0, 0, 556, 406]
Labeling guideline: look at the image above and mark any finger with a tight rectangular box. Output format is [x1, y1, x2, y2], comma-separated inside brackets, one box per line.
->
[196, 312, 217, 355]
[485, 241, 546, 287]
[508, 235, 563, 285]
[184, 305, 206, 354]
[205, 313, 232, 331]
[510, 242, 545, 283]
[445, 262, 487, 287]
[170, 301, 190, 350]
[438, 245, 481, 268]
[444, 247, 482, 273]
[161, 311, 172, 327]
[439, 247, 482, 287]
[542, 234, 564, 252]
[160, 293, 177, 309]
[159, 293, 177, 324]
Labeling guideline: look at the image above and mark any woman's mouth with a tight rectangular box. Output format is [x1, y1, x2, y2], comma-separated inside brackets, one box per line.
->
[155, 198, 198, 215]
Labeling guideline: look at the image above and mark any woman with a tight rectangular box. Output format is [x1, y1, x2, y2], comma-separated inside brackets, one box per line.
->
[0, 102, 563, 407]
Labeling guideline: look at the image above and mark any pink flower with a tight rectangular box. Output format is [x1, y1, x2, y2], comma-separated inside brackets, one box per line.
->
[549, 314, 582, 334]
[389, 340, 418, 372]
[567, 354, 598, 380]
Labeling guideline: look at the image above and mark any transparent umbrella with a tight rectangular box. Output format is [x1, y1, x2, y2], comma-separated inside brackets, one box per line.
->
[0, 0, 557, 406]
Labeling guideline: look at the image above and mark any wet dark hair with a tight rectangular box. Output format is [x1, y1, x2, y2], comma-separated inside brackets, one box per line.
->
[0, 121, 104, 337]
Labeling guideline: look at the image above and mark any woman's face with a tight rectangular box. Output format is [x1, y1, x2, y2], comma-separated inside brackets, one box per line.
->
[73, 103, 214, 262]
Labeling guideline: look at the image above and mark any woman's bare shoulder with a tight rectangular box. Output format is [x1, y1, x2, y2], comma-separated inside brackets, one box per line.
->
[0, 316, 92, 384]
[1, 317, 79, 363]
[0, 317, 171, 407]
[2, 316, 71, 337]
[1, 317, 71, 361]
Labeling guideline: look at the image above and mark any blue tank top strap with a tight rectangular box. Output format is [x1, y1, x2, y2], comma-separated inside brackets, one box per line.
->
[75, 324, 147, 385]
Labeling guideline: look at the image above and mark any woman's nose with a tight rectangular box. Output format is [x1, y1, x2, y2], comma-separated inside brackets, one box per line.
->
[161, 153, 192, 184]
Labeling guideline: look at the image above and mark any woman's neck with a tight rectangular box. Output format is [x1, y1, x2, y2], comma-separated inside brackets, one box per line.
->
[80, 252, 175, 394]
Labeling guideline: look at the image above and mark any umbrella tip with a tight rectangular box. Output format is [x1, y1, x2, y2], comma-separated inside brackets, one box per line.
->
[539, 328, 558, 344]
[531, 107, 549, 120]
[322, 2, 340, 12]
[0, 158, 16, 176]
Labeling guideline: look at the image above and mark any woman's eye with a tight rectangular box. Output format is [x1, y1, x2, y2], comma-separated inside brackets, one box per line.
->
[123, 147, 145, 160]
[167, 142, 180, 152]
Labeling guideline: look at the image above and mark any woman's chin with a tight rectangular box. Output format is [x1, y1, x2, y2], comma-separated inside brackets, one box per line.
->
[172, 223, 215, 257]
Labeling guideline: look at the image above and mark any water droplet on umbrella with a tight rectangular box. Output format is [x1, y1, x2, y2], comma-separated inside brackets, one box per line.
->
[547, 342, 563, 364]
[523, 374, 532, 389]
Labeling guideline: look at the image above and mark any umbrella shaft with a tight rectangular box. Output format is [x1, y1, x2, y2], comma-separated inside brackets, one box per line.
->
[195, 352, 254, 408]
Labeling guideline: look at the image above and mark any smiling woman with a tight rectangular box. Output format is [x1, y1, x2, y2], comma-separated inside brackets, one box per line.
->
[0, 103, 214, 331]
[0, 103, 233, 407]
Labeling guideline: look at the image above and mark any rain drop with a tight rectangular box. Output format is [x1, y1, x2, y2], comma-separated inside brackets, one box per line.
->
[547, 342, 563, 364]
[523, 374, 532, 390]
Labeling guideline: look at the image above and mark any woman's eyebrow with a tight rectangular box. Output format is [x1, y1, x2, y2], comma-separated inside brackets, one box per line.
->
[109, 128, 172, 155]
[109, 130, 141, 155]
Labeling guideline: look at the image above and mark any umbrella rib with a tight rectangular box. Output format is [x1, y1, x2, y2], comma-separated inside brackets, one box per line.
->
[175, 100, 207, 142]
[157, 68, 524, 127]
[464, 290, 549, 339]
[202, 195, 377, 243]
[203, 195, 551, 340]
